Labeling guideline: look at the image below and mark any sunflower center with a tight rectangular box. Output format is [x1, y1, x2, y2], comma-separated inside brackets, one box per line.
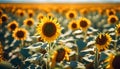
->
[69, 13, 74, 18]
[56, 48, 65, 62]
[109, 11, 114, 15]
[27, 20, 33, 26]
[110, 17, 116, 23]
[29, 13, 33, 17]
[16, 31, 24, 38]
[10, 24, 16, 30]
[20, 12, 24, 17]
[112, 55, 120, 69]
[42, 22, 56, 37]
[39, 16, 43, 20]
[1, 16, 7, 22]
[96, 35, 108, 45]
[72, 23, 77, 28]
[80, 20, 88, 28]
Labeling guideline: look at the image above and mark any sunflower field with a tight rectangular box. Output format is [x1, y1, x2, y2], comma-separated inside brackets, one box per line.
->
[0, 3, 120, 69]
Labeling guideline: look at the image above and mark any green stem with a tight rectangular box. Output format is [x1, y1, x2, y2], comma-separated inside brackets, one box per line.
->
[94, 48, 99, 69]
[75, 40, 79, 61]
[47, 43, 52, 69]
[83, 31, 87, 42]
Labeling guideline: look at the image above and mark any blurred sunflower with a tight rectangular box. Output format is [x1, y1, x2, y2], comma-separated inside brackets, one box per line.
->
[47, 13, 54, 18]
[7, 21, 18, 31]
[36, 17, 61, 43]
[66, 10, 77, 19]
[80, 8, 88, 16]
[24, 18, 34, 27]
[37, 13, 44, 21]
[105, 54, 120, 69]
[106, 9, 116, 16]
[116, 23, 120, 36]
[50, 47, 71, 68]
[42, 8, 51, 13]
[16, 9, 26, 17]
[0, 9, 3, 16]
[68, 20, 78, 31]
[0, 19, 2, 25]
[95, 33, 112, 52]
[58, 7, 67, 14]
[107, 15, 118, 24]
[27, 9, 34, 18]
[1, 14, 8, 22]
[0, 43, 4, 62]
[12, 28, 28, 40]
[97, 8, 104, 15]
[77, 17, 91, 31]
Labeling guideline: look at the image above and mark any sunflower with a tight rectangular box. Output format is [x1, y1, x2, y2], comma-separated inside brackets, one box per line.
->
[12, 28, 28, 40]
[106, 9, 116, 16]
[95, 33, 112, 52]
[115, 23, 120, 36]
[16, 9, 26, 17]
[7, 21, 18, 31]
[50, 47, 71, 68]
[36, 17, 61, 43]
[68, 20, 78, 31]
[37, 13, 44, 21]
[80, 8, 88, 16]
[1, 14, 8, 22]
[97, 8, 104, 15]
[0, 19, 2, 25]
[0, 43, 4, 62]
[47, 13, 54, 18]
[24, 18, 34, 27]
[105, 54, 120, 69]
[77, 17, 91, 31]
[28, 9, 34, 18]
[66, 10, 77, 19]
[107, 15, 118, 24]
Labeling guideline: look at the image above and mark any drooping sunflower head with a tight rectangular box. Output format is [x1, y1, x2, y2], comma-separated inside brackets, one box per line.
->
[27, 9, 34, 18]
[107, 15, 119, 24]
[50, 47, 71, 68]
[37, 13, 44, 21]
[105, 53, 120, 69]
[7, 20, 18, 31]
[68, 20, 78, 31]
[12, 28, 28, 41]
[77, 17, 91, 31]
[66, 10, 77, 19]
[24, 18, 34, 27]
[36, 16, 61, 43]
[95, 33, 112, 52]
[1, 14, 8, 22]
[116, 23, 120, 36]
[106, 9, 116, 16]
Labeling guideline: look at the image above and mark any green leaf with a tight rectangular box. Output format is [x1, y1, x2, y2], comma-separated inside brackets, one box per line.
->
[76, 39, 87, 51]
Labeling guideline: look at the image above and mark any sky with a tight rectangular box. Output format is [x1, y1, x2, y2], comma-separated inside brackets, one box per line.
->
[0, 0, 120, 3]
